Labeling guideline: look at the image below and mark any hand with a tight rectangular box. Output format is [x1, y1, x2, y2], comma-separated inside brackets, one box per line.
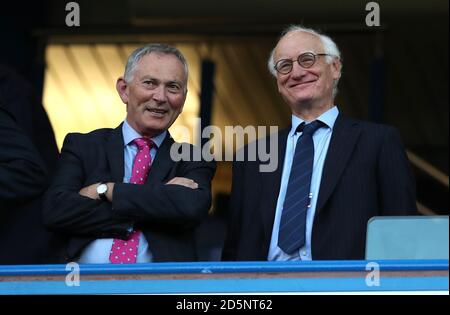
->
[165, 177, 198, 189]
[79, 182, 101, 200]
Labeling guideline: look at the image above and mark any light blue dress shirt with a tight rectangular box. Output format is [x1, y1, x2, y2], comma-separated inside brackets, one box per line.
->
[268, 106, 339, 261]
[78, 119, 166, 264]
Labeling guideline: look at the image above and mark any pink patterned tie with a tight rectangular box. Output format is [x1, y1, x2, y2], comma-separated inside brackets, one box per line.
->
[109, 137, 154, 264]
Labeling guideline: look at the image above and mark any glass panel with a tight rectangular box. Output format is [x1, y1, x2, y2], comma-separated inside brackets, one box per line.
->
[366, 216, 449, 260]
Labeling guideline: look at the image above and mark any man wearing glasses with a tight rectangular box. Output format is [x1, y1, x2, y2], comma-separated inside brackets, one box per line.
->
[223, 25, 417, 261]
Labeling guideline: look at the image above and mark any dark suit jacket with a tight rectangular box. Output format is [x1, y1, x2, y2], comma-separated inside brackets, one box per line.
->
[0, 65, 59, 177]
[43, 124, 216, 262]
[0, 107, 58, 264]
[223, 114, 418, 261]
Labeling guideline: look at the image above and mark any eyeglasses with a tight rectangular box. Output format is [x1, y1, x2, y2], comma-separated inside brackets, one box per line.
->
[274, 52, 335, 75]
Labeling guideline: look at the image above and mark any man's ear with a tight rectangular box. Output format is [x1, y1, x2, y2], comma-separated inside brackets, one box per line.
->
[176, 88, 187, 114]
[116, 77, 129, 104]
[331, 58, 342, 80]
[181, 88, 188, 112]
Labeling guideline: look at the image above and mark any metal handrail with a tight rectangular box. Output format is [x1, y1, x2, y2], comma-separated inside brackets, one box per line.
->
[407, 151, 448, 216]
[416, 201, 437, 216]
[407, 150, 449, 188]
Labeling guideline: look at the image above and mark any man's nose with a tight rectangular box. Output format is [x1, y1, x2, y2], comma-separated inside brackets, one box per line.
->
[290, 61, 308, 78]
[152, 86, 167, 103]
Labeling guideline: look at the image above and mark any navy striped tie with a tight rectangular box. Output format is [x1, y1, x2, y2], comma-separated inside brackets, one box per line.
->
[278, 120, 323, 255]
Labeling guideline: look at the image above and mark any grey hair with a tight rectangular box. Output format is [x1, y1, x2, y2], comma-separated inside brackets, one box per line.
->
[124, 43, 189, 87]
[267, 25, 342, 97]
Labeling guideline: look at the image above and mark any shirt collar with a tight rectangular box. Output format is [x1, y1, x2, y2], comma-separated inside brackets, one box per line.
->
[122, 119, 167, 148]
[289, 105, 339, 137]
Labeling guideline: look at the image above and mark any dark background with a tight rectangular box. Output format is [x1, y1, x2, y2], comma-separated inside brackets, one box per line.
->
[0, 0, 448, 217]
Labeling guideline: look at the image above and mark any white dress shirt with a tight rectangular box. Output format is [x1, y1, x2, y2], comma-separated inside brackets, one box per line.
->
[268, 106, 339, 261]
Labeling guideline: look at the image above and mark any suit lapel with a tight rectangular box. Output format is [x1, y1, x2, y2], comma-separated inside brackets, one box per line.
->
[261, 128, 290, 237]
[146, 133, 175, 184]
[316, 114, 361, 214]
[106, 124, 125, 182]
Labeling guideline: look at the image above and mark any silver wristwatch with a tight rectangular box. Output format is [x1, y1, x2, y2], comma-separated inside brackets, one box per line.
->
[96, 183, 108, 201]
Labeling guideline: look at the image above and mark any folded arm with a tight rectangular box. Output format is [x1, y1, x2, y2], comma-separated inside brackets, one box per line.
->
[43, 134, 216, 237]
[42, 134, 131, 238]
[112, 160, 215, 226]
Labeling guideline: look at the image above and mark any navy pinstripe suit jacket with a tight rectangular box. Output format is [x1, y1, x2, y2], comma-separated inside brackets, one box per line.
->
[223, 114, 418, 260]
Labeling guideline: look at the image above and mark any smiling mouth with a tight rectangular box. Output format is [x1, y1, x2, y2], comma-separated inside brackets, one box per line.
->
[290, 80, 316, 88]
[145, 108, 168, 117]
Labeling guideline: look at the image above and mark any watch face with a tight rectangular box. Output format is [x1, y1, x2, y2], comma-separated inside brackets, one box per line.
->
[97, 184, 107, 194]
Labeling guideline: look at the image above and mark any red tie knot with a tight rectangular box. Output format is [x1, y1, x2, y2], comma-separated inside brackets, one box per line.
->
[133, 137, 155, 151]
